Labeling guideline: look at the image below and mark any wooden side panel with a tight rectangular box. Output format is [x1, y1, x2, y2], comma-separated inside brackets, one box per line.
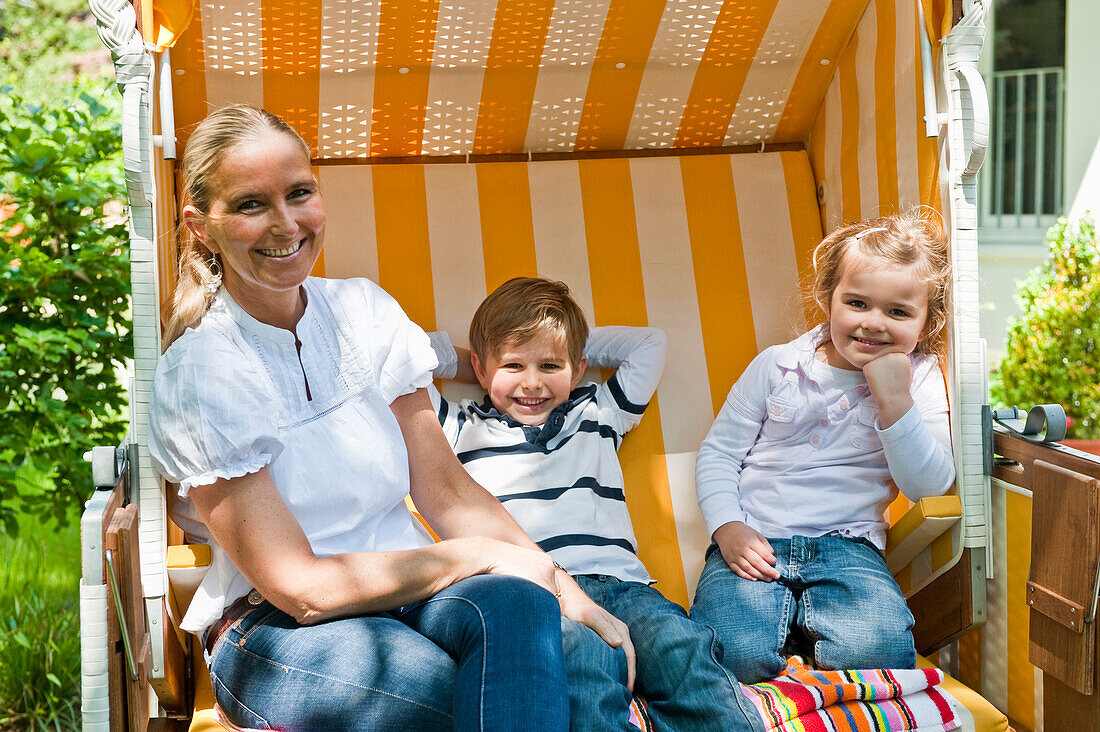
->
[908, 546, 977, 654]
[150, 596, 188, 713]
[1028, 460, 1098, 695]
[100, 484, 126, 731]
[106, 504, 150, 732]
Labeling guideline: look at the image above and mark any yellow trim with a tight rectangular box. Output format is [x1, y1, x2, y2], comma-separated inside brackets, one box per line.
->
[1006, 490, 1035, 730]
[884, 495, 961, 574]
[913, 7, 940, 211]
[167, 544, 212, 569]
[780, 150, 825, 326]
[189, 644, 223, 732]
[930, 523, 954, 570]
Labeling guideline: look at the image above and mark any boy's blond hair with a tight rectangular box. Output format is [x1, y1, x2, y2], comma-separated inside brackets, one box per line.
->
[469, 277, 589, 365]
[809, 209, 951, 356]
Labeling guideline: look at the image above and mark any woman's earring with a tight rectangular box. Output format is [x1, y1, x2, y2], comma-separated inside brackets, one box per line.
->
[204, 257, 223, 295]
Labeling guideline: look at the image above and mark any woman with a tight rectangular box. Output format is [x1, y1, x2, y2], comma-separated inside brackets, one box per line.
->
[148, 105, 632, 731]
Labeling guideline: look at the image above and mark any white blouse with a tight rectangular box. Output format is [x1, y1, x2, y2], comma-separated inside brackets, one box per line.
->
[148, 277, 438, 633]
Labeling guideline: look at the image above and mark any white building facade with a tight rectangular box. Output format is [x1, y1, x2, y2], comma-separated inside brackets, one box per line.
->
[978, 0, 1097, 365]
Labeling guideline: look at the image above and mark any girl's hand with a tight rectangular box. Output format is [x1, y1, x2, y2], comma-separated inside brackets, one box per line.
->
[863, 352, 914, 428]
[713, 521, 780, 581]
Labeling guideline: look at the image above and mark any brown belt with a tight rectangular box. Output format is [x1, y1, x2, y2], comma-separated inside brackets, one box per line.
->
[204, 589, 266, 655]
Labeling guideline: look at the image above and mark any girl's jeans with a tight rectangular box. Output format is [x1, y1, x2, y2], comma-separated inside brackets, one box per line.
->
[690, 534, 916, 684]
[207, 574, 569, 731]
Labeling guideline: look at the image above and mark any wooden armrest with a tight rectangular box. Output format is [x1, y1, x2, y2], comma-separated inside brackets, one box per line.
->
[885, 495, 962, 575]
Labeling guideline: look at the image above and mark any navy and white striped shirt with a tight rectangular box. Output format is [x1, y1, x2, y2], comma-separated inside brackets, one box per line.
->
[428, 326, 667, 584]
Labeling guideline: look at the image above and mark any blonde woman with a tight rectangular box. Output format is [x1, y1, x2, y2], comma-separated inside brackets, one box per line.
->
[149, 105, 630, 731]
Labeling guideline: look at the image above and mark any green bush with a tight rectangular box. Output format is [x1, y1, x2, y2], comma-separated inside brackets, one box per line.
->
[0, 89, 131, 532]
[0, 0, 109, 103]
[991, 216, 1100, 439]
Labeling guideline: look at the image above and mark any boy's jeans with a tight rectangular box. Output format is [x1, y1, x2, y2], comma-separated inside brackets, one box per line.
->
[564, 574, 765, 732]
[691, 533, 916, 684]
[207, 574, 569, 731]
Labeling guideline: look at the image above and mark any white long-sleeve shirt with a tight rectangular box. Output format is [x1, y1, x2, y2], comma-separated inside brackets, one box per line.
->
[696, 326, 955, 550]
[428, 326, 667, 582]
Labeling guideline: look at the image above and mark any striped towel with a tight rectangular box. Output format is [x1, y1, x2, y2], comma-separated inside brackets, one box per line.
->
[740, 657, 960, 732]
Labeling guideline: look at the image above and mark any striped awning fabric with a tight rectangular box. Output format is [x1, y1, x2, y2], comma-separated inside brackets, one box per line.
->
[161, 0, 950, 161]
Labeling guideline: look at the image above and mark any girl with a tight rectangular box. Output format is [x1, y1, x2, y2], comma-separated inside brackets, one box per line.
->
[690, 212, 955, 683]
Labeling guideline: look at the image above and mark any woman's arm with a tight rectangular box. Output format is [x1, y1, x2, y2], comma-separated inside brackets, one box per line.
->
[187, 467, 531, 625]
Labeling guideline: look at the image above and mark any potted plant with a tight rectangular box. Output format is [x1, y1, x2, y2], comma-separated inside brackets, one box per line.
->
[991, 215, 1100, 454]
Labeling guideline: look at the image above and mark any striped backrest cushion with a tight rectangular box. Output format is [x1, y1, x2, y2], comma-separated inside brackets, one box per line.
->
[314, 149, 822, 605]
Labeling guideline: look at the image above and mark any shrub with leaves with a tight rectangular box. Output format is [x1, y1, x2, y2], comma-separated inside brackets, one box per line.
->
[991, 216, 1100, 439]
[0, 88, 131, 532]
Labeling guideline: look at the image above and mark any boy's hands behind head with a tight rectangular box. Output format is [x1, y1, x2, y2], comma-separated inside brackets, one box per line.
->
[862, 351, 915, 429]
[713, 521, 780, 582]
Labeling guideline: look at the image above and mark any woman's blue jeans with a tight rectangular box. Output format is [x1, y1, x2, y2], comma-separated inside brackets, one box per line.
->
[208, 574, 569, 731]
[690, 534, 916, 684]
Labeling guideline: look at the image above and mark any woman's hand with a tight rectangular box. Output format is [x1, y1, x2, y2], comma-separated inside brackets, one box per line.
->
[556, 575, 636, 691]
[474, 537, 560, 595]
[713, 521, 780, 581]
[863, 351, 914, 428]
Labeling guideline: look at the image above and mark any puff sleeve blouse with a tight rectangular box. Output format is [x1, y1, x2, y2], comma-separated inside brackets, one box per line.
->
[148, 277, 438, 633]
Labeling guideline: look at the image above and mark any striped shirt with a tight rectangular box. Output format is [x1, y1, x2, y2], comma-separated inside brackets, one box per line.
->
[428, 326, 667, 584]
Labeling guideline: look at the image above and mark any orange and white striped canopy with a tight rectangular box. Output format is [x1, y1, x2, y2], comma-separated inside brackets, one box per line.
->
[151, 0, 951, 166]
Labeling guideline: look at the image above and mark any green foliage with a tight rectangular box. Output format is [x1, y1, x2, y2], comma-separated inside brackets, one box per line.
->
[0, 514, 81, 731]
[0, 88, 131, 532]
[0, 0, 112, 105]
[991, 216, 1100, 439]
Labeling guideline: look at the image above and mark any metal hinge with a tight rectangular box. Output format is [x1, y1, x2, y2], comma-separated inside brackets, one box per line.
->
[982, 404, 1068, 475]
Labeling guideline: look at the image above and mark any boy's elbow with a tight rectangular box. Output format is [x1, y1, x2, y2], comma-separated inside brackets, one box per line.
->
[646, 327, 668, 356]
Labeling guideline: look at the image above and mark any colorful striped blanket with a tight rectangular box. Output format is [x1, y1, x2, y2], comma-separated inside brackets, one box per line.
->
[739, 657, 960, 732]
[213, 656, 959, 732]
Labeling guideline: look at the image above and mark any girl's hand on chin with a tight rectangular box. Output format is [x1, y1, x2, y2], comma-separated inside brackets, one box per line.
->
[863, 352, 914, 427]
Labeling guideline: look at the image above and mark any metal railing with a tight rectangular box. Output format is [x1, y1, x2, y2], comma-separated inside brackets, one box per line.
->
[980, 67, 1064, 230]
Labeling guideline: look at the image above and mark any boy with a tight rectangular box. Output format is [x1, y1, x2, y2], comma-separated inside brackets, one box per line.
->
[427, 277, 763, 732]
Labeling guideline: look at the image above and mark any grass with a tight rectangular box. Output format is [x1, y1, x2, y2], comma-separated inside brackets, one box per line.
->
[0, 511, 82, 731]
